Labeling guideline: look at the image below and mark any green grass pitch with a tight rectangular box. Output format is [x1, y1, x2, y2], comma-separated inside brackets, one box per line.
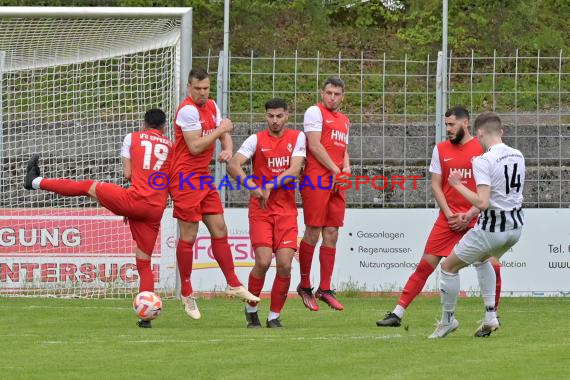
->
[1, 297, 569, 379]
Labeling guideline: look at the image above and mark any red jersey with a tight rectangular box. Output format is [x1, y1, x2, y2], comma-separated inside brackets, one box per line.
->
[303, 103, 349, 177]
[126, 129, 173, 207]
[239, 129, 305, 218]
[172, 97, 220, 176]
[433, 137, 483, 225]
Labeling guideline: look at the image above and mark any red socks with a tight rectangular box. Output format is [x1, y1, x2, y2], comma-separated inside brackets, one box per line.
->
[40, 179, 94, 196]
[318, 246, 336, 291]
[299, 240, 316, 288]
[492, 261, 502, 310]
[270, 275, 291, 313]
[176, 240, 194, 297]
[398, 258, 435, 308]
[136, 258, 154, 293]
[247, 273, 265, 307]
[211, 236, 241, 287]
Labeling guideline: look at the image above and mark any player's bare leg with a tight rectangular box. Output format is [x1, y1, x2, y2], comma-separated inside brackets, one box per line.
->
[177, 220, 201, 320]
[315, 226, 344, 311]
[297, 226, 321, 311]
[378, 254, 442, 327]
[203, 214, 260, 303]
[245, 247, 272, 328]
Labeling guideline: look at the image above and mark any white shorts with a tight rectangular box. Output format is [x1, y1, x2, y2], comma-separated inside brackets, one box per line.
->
[454, 227, 522, 265]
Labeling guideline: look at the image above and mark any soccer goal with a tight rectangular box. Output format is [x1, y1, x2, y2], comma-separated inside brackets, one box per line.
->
[0, 7, 191, 298]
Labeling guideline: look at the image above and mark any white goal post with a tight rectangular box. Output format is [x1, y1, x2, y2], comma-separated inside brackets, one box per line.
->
[0, 7, 191, 298]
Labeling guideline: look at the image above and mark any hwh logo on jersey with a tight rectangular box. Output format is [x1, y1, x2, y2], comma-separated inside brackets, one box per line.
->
[267, 156, 290, 168]
[331, 130, 348, 144]
[450, 168, 472, 179]
[202, 128, 216, 136]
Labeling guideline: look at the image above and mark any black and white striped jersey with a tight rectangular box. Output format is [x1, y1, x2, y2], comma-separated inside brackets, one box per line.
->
[473, 143, 525, 231]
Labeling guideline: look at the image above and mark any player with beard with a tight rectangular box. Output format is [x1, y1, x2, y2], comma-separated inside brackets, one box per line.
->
[377, 106, 502, 328]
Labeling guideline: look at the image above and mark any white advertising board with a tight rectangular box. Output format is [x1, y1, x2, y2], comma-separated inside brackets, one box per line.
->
[170, 208, 570, 297]
[2, 208, 568, 297]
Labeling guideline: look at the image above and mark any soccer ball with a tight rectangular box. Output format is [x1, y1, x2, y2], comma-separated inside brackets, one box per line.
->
[133, 291, 162, 321]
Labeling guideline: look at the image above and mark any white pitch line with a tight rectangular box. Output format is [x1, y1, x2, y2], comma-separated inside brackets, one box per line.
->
[0, 215, 122, 220]
[125, 334, 405, 344]
[33, 334, 406, 346]
[0, 305, 130, 311]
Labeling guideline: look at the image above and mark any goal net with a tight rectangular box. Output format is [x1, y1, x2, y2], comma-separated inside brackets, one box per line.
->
[0, 7, 190, 298]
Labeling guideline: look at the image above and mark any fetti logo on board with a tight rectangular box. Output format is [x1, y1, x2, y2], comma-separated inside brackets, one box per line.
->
[189, 235, 303, 270]
[192, 236, 255, 269]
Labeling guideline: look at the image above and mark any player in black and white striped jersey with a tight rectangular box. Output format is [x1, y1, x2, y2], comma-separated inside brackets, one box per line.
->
[429, 112, 525, 339]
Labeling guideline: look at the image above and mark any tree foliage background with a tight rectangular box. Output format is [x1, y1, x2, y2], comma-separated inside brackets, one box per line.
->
[2, 0, 569, 57]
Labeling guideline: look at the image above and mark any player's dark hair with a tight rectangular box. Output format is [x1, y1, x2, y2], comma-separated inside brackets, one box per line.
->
[322, 76, 345, 92]
[265, 98, 288, 111]
[188, 68, 209, 83]
[144, 108, 166, 130]
[474, 112, 503, 133]
[445, 106, 470, 120]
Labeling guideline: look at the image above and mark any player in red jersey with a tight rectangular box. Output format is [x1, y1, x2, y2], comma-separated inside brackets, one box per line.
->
[169, 69, 259, 320]
[23, 108, 172, 328]
[377, 106, 502, 327]
[228, 98, 306, 328]
[297, 77, 350, 312]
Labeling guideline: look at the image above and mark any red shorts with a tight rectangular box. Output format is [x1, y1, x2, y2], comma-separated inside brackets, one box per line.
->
[95, 182, 163, 256]
[424, 221, 470, 257]
[170, 176, 224, 222]
[249, 214, 298, 252]
[300, 181, 346, 227]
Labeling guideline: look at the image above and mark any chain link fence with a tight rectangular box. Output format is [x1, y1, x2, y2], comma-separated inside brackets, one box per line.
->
[193, 50, 570, 208]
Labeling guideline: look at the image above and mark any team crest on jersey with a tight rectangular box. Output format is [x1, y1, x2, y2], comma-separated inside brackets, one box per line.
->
[287, 143, 293, 152]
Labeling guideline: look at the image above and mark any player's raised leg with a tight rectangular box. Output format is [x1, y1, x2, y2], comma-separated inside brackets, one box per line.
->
[24, 154, 97, 196]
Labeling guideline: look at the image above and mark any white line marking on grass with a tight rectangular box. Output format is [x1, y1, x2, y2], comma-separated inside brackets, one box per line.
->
[124, 334, 405, 345]
[0, 305, 129, 311]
